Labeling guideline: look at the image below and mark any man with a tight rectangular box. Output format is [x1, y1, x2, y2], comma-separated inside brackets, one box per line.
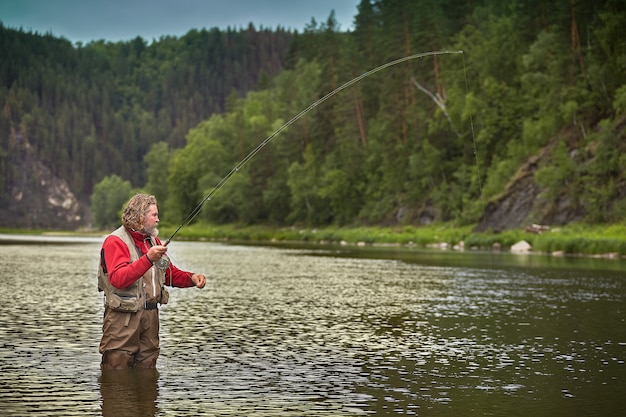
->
[98, 193, 206, 370]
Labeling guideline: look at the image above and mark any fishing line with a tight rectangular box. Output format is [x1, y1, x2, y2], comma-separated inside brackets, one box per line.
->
[162, 50, 473, 369]
[163, 49, 464, 246]
[462, 53, 482, 195]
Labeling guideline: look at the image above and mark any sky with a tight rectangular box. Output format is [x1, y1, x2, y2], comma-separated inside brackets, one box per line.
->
[0, 0, 361, 44]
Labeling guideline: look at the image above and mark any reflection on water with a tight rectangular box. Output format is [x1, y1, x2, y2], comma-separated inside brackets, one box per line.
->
[0, 238, 624, 416]
[100, 369, 159, 417]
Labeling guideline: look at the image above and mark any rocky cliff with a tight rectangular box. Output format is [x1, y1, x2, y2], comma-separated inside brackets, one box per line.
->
[1, 135, 89, 230]
[474, 144, 587, 232]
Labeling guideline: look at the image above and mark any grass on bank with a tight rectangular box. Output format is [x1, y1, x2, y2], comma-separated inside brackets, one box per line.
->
[156, 222, 626, 257]
[3, 222, 625, 256]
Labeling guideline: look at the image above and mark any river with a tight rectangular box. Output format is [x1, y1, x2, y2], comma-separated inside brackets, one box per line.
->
[0, 235, 624, 416]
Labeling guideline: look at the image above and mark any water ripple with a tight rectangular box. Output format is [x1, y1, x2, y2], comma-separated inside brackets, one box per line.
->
[1, 241, 624, 416]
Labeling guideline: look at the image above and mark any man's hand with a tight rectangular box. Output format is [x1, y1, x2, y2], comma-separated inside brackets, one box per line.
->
[147, 245, 168, 263]
[191, 273, 206, 289]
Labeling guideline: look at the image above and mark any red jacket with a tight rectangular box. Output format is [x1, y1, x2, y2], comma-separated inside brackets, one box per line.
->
[102, 228, 195, 289]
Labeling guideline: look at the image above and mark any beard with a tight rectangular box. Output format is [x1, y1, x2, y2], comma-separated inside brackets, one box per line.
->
[144, 225, 159, 237]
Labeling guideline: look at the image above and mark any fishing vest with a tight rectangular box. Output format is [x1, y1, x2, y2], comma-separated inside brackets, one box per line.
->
[98, 226, 169, 312]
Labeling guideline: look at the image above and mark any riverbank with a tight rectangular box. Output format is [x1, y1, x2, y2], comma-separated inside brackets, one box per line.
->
[3, 222, 626, 258]
[158, 222, 626, 259]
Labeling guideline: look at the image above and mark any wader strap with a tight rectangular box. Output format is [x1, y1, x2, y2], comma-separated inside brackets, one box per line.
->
[124, 313, 131, 327]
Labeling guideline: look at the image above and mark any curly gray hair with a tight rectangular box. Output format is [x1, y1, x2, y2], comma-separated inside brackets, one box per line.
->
[122, 194, 157, 231]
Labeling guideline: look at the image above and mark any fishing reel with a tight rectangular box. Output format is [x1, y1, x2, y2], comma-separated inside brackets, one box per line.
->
[155, 254, 171, 271]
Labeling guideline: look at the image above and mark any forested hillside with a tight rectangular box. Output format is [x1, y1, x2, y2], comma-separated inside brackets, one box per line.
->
[2, 0, 625, 231]
[0, 23, 293, 227]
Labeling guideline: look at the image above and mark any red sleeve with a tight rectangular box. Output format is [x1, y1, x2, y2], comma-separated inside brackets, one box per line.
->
[102, 235, 153, 289]
[165, 262, 195, 288]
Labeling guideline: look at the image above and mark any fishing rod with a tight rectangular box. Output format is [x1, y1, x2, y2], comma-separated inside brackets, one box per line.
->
[163, 49, 464, 246]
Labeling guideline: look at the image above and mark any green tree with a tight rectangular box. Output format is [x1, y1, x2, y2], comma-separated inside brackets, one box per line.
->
[144, 141, 172, 210]
[287, 145, 330, 225]
[200, 171, 254, 224]
[165, 117, 229, 223]
[90, 175, 133, 229]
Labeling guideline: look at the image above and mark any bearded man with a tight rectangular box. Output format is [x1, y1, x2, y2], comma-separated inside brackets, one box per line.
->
[98, 193, 206, 370]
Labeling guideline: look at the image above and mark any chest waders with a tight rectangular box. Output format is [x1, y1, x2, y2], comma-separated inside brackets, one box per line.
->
[98, 226, 169, 326]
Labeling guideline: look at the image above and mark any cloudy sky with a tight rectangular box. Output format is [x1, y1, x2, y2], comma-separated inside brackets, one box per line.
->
[0, 0, 361, 44]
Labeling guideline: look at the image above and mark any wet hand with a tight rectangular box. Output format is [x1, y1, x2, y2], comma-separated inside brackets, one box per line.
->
[191, 273, 206, 289]
[147, 245, 168, 263]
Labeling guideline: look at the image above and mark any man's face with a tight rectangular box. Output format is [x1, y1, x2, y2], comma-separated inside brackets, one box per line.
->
[143, 204, 160, 237]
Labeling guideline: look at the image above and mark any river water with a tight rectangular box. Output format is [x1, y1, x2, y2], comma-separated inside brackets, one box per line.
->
[0, 235, 624, 416]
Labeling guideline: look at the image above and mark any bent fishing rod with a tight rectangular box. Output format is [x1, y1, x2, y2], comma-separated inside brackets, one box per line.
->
[163, 49, 464, 246]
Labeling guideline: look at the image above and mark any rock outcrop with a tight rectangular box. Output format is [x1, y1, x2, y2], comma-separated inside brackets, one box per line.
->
[0, 135, 88, 229]
[474, 147, 586, 233]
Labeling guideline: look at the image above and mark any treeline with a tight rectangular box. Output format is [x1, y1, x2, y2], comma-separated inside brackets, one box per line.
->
[4, 0, 626, 231]
[150, 0, 625, 229]
[0, 22, 293, 206]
